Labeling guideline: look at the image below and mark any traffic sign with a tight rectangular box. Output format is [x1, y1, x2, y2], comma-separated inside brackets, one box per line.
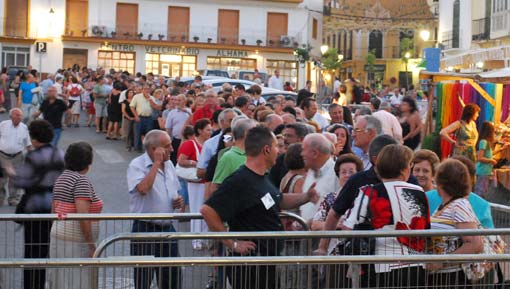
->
[36, 42, 47, 53]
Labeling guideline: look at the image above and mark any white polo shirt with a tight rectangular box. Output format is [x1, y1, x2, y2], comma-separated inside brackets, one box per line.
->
[0, 120, 30, 154]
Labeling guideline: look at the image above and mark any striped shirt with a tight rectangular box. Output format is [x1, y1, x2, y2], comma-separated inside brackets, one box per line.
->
[52, 170, 103, 214]
[430, 198, 479, 272]
[51, 170, 103, 242]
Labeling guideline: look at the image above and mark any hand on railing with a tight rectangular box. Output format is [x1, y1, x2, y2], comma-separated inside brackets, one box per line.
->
[232, 240, 257, 255]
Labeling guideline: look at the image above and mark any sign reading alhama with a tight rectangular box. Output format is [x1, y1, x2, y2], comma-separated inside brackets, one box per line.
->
[216, 50, 248, 57]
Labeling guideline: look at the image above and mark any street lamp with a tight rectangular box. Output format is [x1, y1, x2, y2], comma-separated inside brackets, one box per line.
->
[320, 45, 329, 55]
[338, 54, 344, 61]
[420, 30, 431, 42]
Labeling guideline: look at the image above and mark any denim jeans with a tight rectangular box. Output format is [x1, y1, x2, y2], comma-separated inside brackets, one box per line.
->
[135, 117, 155, 150]
[130, 220, 180, 289]
[51, 128, 62, 147]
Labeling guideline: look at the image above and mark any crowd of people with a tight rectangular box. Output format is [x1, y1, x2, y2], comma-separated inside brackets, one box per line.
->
[0, 65, 506, 289]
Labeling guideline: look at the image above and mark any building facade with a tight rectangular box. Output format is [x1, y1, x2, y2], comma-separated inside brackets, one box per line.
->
[323, 0, 438, 88]
[0, 0, 323, 88]
[439, 0, 510, 72]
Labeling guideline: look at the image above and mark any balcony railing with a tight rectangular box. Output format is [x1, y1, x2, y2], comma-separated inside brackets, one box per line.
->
[63, 24, 303, 49]
[472, 18, 490, 41]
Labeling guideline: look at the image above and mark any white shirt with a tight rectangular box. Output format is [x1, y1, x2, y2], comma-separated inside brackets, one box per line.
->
[300, 158, 339, 221]
[312, 113, 330, 131]
[333, 80, 341, 92]
[127, 153, 181, 222]
[268, 75, 283, 90]
[118, 89, 127, 103]
[165, 107, 192, 139]
[66, 83, 83, 101]
[197, 133, 221, 170]
[373, 110, 403, 142]
[389, 93, 403, 106]
[0, 120, 30, 154]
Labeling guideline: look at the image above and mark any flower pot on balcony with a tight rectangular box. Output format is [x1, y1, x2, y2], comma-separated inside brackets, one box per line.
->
[241, 39, 246, 45]
[81, 29, 87, 37]
[207, 38, 212, 43]
[137, 33, 143, 40]
[148, 34, 153, 40]
[193, 36, 199, 42]
[256, 40, 263, 46]
[158, 34, 164, 41]
[110, 31, 116, 38]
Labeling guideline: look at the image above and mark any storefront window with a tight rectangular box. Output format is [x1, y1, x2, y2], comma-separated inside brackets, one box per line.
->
[266, 60, 298, 85]
[1, 46, 30, 67]
[206, 57, 256, 74]
[98, 51, 135, 74]
[145, 53, 196, 77]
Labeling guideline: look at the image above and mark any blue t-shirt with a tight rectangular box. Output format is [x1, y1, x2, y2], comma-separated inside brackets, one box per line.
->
[476, 139, 493, 176]
[20, 82, 36, 104]
[426, 189, 494, 228]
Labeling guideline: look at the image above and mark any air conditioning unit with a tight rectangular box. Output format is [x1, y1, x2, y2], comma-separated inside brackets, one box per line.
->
[280, 36, 295, 47]
[91, 26, 106, 37]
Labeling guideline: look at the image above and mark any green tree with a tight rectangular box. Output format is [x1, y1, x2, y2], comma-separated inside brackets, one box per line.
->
[366, 49, 376, 87]
[400, 37, 414, 61]
[321, 47, 342, 71]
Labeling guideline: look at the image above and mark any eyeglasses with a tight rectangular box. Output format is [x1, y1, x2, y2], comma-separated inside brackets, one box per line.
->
[352, 127, 367, 133]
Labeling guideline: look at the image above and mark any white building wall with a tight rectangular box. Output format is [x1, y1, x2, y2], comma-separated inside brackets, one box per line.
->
[0, 0, 316, 87]
[438, 0, 454, 44]
[459, 0, 472, 49]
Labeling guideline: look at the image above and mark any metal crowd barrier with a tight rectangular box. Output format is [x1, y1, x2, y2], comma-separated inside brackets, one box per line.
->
[0, 203, 508, 289]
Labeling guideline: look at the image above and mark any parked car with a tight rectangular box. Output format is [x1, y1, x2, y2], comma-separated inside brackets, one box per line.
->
[170, 76, 223, 86]
[197, 69, 230, 78]
[202, 78, 297, 101]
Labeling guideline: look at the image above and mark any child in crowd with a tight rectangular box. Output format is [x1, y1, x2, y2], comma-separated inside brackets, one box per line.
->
[82, 81, 95, 127]
[475, 122, 508, 196]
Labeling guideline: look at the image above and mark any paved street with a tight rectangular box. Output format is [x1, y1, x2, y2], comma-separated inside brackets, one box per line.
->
[0, 106, 216, 289]
[0, 112, 133, 214]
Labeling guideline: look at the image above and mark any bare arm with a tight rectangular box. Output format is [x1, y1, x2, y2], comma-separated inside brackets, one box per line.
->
[315, 209, 342, 253]
[135, 148, 165, 194]
[75, 199, 96, 256]
[452, 222, 483, 254]
[200, 204, 256, 254]
[279, 184, 318, 210]
[439, 120, 461, 144]
[177, 153, 196, 168]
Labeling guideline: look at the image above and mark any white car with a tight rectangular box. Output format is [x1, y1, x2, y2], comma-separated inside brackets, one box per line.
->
[202, 78, 297, 100]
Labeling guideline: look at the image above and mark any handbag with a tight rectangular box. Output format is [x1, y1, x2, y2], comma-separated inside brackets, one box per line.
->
[175, 140, 201, 182]
[343, 186, 375, 255]
[461, 227, 505, 282]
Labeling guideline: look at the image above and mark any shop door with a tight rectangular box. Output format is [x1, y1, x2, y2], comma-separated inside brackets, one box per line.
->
[161, 62, 181, 77]
[63, 48, 88, 70]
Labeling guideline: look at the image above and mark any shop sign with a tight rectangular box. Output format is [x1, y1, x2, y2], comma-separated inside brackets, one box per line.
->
[144, 46, 199, 55]
[100, 43, 135, 52]
[364, 64, 386, 72]
[216, 49, 248, 58]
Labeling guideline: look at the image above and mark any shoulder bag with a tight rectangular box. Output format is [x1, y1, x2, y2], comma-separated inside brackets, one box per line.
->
[343, 186, 376, 255]
[175, 140, 201, 182]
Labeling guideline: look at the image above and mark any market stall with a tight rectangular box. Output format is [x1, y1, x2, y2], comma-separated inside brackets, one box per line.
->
[420, 69, 510, 204]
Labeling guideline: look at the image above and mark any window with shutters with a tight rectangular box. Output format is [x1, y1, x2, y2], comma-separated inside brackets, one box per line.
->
[267, 12, 288, 46]
[116, 3, 138, 39]
[168, 6, 190, 42]
[312, 18, 318, 40]
[66, 0, 88, 36]
[4, 0, 29, 37]
[218, 10, 239, 45]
